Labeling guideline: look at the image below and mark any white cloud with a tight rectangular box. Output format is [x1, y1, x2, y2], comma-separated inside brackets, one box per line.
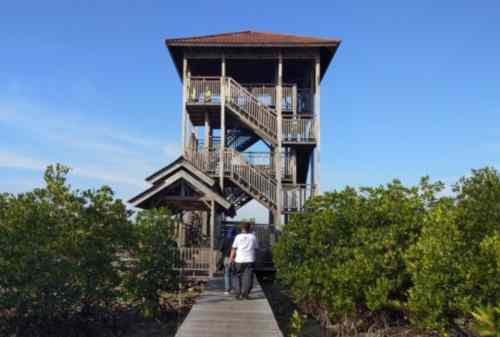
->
[0, 100, 178, 160]
[0, 97, 178, 194]
[0, 151, 47, 171]
[0, 150, 146, 188]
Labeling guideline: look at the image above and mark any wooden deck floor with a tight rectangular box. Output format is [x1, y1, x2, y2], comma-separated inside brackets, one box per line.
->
[175, 277, 284, 337]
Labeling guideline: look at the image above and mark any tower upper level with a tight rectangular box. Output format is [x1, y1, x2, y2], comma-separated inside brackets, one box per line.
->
[165, 31, 341, 82]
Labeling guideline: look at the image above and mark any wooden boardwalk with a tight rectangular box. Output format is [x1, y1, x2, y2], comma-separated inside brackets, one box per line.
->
[175, 277, 284, 337]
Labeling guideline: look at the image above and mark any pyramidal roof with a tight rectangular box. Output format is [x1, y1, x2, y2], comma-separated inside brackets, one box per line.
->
[165, 30, 341, 47]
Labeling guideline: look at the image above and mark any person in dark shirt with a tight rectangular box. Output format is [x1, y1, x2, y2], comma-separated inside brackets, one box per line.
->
[219, 227, 237, 294]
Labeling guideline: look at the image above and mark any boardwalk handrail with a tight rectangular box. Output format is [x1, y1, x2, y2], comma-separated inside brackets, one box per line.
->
[170, 247, 215, 273]
[119, 247, 216, 276]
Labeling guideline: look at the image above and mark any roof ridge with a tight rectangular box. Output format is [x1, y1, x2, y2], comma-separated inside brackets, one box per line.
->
[165, 30, 253, 44]
[246, 30, 339, 41]
[165, 30, 341, 45]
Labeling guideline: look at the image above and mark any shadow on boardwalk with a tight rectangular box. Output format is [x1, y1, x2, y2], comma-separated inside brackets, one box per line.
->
[175, 277, 284, 337]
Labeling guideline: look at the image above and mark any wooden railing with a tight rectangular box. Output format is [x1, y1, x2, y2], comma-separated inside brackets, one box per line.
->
[222, 222, 280, 248]
[283, 153, 294, 180]
[226, 78, 278, 142]
[242, 83, 276, 107]
[187, 77, 316, 144]
[223, 149, 277, 206]
[186, 148, 317, 213]
[242, 83, 296, 112]
[282, 85, 296, 112]
[170, 247, 216, 273]
[185, 149, 219, 174]
[282, 184, 316, 212]
[187, 76, 221, 105]
[120, 247, 217, 277]
[185, 147, 277, 207]
[282, 116, 317, 142]
[241, 151, 271, 167]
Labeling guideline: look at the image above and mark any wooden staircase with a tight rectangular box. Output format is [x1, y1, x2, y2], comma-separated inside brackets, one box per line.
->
[184, 76, 316, 215]
[225, 77, 278, 146]
[186, 148, 277, 211]
[226, 129, 260, 152]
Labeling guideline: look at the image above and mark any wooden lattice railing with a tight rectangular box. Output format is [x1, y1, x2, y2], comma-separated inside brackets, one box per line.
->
[186, 147, 314, 212]
[187, 76, 221, 105]
[282, 184, 316, 213]
[170, 247, 216, 273]
[282, 116, 317, 142]
[225, 77, 278, 144]
[186, 147, 277, 209]
[223, 148, 277, 207]
[187, 77, 317, 144]
[242, 83, 296, 112]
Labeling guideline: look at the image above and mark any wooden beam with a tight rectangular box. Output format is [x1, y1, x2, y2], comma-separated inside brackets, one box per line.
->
[184, 49, 318, 59]
[275, 53, 283, 225]
[182, 56, 188, 154]
[314, 55, 321, 195]
[210, 199, 215, 250]
[219, 55, 226, 191]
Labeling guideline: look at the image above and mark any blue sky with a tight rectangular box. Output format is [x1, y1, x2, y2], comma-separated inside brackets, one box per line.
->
[1, 1, 499, 221]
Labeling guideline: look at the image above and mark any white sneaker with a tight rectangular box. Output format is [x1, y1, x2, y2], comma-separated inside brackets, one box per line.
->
[224, 291, 230, 295]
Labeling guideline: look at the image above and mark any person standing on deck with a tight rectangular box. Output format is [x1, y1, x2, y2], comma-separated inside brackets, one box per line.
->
[229, 222, 259, 300]
[219, 227, 237, 295]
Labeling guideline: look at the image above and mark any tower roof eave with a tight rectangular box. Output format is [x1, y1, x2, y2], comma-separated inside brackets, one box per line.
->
[164, 31, 341, 81]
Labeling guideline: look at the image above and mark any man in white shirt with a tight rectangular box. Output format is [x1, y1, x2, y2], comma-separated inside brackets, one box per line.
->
[229, 222, 259, 300]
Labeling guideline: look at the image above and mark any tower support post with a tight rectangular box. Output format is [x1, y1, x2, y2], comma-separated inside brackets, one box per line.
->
[275, 54, 283, 225]
[219, 56, 226, 191]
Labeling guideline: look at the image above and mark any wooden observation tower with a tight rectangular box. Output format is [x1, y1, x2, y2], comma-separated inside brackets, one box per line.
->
[129, 31, 340, 273]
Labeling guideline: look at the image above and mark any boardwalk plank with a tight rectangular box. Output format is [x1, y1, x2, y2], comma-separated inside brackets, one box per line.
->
[176, 277, 283, 337]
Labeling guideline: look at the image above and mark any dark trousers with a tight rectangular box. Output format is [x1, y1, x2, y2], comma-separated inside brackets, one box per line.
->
[233, 262, 254, 297]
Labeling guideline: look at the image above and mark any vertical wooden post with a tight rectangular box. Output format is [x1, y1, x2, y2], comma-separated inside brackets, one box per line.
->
[292, 84, 297, 117]
[275, 54, 283, 225]
[209, 200, 216, 276]
[182, 56, 188, 155]
[314, 55, 321, 195]
[210, 200, 215, 250]
[220, 55, 226, 191]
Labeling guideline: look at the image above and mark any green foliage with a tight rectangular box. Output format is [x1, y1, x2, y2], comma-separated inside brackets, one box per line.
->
[0, 164, 181, 333]
[125, 208, 179, 316]
[289, 310, 305, 337]
[274, 168, 500, 333]
[472, 305, 500, 337]
[274, 178, 442, 323]
[405, 202, 470, 330]
[407, 168, 500, 331]
[0, 165, 133, 329]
